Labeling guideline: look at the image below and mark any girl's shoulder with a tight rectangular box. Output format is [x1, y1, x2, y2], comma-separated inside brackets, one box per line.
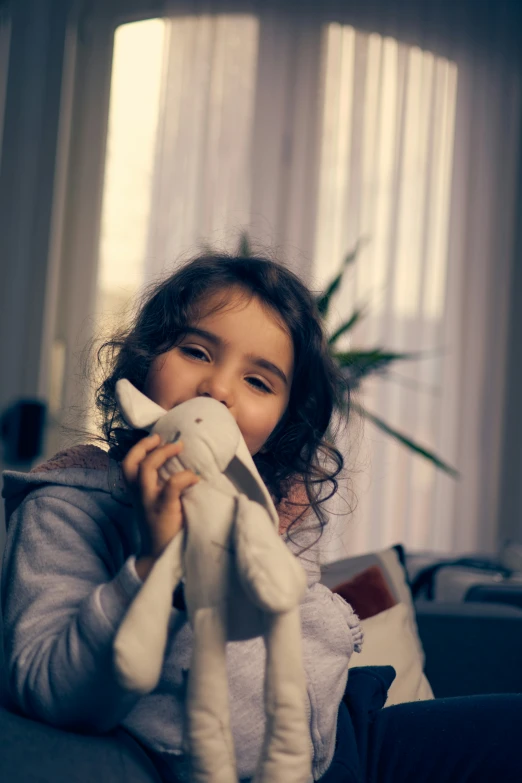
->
[29, 444, 110, 474]
[2, 444, 128, 530]
[276, 479, 310, 533]
[277, 479, 327, 587]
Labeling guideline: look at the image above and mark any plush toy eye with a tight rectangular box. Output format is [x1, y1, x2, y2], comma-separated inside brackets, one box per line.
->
[195, 418, 203, 424]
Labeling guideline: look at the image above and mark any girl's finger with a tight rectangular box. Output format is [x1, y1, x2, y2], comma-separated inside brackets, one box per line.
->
[138, 441, 187, 505]
[138, 440, 185, 478]
[122, 433, 161, 482]
[162, 470, 200, 499]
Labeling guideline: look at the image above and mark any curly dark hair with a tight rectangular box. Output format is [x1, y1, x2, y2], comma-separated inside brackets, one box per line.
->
[94, 253, 348, 537]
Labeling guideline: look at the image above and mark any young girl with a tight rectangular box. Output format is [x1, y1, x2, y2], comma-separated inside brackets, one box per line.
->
[2, 254, 522, 783]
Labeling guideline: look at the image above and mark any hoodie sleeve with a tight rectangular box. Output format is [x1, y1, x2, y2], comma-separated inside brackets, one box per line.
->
[1, 487, 149, 733]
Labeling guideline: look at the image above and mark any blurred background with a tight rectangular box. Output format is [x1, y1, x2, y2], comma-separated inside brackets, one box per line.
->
[1, 0, 522, 563]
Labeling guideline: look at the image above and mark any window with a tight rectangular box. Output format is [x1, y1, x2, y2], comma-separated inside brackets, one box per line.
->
[97, 18, 166, 335]
[96, 15, 260, 339]
[92, 14, 458, 554]
[315, 25, 457, 555]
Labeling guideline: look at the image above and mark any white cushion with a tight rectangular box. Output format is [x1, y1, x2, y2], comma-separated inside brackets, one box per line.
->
[348, 603, 434, 706]
[321, 545, 425, 665]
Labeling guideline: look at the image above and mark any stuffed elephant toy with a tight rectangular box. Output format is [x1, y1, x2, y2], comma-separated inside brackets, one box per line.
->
[113, 379, 312, 783]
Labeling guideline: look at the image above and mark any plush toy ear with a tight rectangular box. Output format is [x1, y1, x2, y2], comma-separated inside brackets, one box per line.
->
[115, 378, 167, 431]
[226, 437, 280, 528]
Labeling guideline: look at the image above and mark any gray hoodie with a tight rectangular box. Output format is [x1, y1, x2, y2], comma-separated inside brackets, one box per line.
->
[1, 445, 363, 781]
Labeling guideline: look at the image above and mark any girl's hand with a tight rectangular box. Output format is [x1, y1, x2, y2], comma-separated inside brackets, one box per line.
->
[122, 433, 199, 576]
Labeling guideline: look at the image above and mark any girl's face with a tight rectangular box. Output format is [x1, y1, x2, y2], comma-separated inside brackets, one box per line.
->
[144, 287, 294, 455]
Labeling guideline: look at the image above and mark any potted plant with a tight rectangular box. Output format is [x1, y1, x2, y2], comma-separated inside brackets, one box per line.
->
[239, 233, 457, 478]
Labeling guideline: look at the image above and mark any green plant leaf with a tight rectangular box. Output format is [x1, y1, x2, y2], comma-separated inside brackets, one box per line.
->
[238, 232, 251, 257]
[333, 349, 421, 383]
[328, 307, 367, 345]
[315, 239, 367, 317]
[351, 401, 459, 478]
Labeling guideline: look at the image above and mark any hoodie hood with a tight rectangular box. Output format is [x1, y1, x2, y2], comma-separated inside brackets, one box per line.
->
[2, 445, 132, 530]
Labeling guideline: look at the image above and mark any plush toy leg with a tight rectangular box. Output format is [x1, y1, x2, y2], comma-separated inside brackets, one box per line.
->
[253, 608, 312, 783]
[234, 495, 307, 614]
[114, 532, 184, 693]
[186, 608, 238, 783]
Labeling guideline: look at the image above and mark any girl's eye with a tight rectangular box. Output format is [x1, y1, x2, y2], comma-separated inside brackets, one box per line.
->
[180, 346, 272, 392]
[246, 377, 272, 394]
[180, 346, 209, 362]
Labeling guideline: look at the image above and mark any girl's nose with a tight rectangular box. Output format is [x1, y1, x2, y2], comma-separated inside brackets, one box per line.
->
[197, 372, 234, 408]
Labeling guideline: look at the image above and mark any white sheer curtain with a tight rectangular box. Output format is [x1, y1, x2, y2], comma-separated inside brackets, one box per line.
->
[313, 26, 459, 558]
[144, 12, 260, 268]
[143, 6, 325, 274]
[96, 0, 522, 558]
